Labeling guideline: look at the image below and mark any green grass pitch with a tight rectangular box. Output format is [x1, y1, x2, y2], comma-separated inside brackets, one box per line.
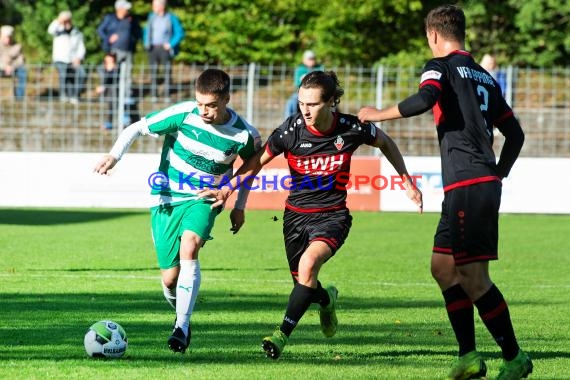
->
[1, 209, 569, 379]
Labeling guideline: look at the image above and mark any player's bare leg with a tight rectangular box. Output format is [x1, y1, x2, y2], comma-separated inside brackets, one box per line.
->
[297, 241, 331, 288]
[455, 262, 492, 300]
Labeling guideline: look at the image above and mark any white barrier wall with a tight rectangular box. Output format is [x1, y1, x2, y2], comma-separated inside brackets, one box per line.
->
[0, 152, 160, 208]
[0, 152, 568, 213]
[380, 156, 570, 214]
[380, 156, 443, 213]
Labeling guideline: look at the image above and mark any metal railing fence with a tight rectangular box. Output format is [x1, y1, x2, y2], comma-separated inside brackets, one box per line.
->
[0, 64, 568, 157]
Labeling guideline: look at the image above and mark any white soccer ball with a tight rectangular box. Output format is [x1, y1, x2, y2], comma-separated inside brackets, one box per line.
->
[84, 320, 128, 358]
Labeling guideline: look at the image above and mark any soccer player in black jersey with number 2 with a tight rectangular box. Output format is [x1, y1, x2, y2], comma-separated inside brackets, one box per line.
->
[200, 70, 422, 359]
[359, 5, 531, 380]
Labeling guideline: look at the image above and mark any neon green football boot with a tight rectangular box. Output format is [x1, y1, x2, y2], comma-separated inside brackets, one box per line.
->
[319, 285, 338, 338]
[446, 351, 487, 380]
[496, 350, 533, 380]
[262, 328, 288, 359]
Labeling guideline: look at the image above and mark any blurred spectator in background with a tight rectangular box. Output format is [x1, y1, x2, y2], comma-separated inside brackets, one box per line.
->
[284, 50, 323, 118]
[0, 25, 26, 100]
[48, 11, 86, 104]
[143, 0, 185, 103]
[97, 0, 142, 102]
[96, 52, 140, 130]
[96, 53, 120, 130]
[480, 54, 507, 97]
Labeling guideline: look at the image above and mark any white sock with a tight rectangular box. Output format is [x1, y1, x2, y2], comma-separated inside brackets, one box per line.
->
[175, 259, 201, 337]
[161, 280, 176, 309]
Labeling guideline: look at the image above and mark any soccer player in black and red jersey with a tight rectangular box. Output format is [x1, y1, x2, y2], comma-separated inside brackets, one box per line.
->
[200, 70, 422, 359]
[358, 5, 531, 380]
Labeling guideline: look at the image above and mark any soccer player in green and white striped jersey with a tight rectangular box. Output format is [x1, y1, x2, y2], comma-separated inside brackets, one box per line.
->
[94, 69, 261, 353]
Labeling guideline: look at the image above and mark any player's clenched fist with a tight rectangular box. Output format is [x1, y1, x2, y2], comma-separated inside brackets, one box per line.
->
[94, 154, 118, 175]
[358, 106, 383, 123]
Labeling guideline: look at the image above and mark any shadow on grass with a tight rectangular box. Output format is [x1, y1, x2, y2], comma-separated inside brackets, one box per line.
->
[1, 290, 566, 366]
[0, 209, 144, 226]
[0, 290, 448, 360]
[28, 268, 156, 272]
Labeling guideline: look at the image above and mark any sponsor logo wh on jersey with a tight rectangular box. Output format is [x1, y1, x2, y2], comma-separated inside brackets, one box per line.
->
[290, 153, 349, 175]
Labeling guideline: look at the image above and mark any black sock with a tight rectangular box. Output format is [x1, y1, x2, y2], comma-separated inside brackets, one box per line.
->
[280, 283, 316, 337]
[312, 281, 330, 308]
[474, 284, 520, 361]
[442, 284, 476, 356]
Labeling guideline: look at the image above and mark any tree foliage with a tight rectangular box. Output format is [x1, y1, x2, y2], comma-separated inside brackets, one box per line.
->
[513, 0, 570, 66]
[462, 0, 519, 65]
[310, 0, 428, 66]
[177, 0, 313, 64]
[1, 0, 568, 67]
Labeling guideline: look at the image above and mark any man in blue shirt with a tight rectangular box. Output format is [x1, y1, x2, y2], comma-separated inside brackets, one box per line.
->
[283, 50, 323, 118]
[143, 0, 185, 103]
[97, 0, 142, 108]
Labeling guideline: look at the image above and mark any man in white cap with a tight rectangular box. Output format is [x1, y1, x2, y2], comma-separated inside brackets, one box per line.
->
[98, 1, 141, 58]
[0, 25, 27, 100]
[48, 11, 87, 104]
[284, 50, 323, 118]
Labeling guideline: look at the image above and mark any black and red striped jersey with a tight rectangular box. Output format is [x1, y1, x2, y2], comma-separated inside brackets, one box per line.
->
[266, 112, 377, 212]
[419, 50, 514, 192]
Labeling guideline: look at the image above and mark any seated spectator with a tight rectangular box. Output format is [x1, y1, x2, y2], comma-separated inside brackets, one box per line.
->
[0, 25, 26, 100]
[48, 11, 87, 104]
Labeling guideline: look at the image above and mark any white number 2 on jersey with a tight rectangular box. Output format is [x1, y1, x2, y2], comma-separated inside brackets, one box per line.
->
[477, 85, 492, 137]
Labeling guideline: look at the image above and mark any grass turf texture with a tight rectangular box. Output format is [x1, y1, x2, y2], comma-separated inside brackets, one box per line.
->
[1, 208, 569, 379]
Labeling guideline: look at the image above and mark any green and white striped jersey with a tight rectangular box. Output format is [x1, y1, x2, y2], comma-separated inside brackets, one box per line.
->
[144, 101, 261, 205]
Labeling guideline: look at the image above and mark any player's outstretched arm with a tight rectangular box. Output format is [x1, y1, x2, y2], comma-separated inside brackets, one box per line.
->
[358, 104, 402, 123]
[229, 174, 257, 234]
[229, 133, 263, 234]
[373, 128, 423, 213]
[93, 120, 147, 175]
[359, 84, 440, 123]
[198, 147, 273, 209]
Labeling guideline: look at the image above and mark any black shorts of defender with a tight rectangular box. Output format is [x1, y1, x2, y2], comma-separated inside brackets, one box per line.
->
[433, 181, 502, 266]
[283, 208, 352, 280]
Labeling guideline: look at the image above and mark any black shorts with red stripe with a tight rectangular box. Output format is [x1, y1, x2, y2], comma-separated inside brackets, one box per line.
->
[283, 207, 352, 279]
[433, 180, 501, 265]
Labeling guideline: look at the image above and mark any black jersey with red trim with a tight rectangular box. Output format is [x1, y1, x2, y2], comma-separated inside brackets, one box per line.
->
[266, 112, 377, 212]
[418, 50, 514, 192]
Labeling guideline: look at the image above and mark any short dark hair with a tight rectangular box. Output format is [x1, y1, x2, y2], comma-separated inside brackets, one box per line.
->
[425, 4, 466, 43]
[300, 70, 344, 107]
[195, 69, 230, 96]
[104, 52, 117, 61]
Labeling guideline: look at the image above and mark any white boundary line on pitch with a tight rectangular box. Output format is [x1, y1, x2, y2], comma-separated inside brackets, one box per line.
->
[1, 272, 569, 288]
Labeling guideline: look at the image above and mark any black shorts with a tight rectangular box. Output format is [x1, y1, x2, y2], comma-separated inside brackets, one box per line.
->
[283, 208, 352, 277]
[433, 180, 501, 265]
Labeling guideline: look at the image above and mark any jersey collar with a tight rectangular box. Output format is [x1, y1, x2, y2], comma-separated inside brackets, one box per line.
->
[450, 50, 472, 57]
[305, 112, 338, 137]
